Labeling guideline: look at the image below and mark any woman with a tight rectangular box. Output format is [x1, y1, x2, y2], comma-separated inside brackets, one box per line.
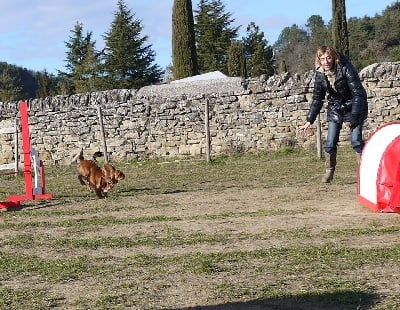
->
[298, 45, 368, 183]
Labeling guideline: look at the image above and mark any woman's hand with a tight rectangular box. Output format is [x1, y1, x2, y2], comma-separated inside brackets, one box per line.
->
[298, 122, 311, 136]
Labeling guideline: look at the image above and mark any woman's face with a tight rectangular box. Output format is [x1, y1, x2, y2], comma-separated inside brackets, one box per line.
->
[319, 52, 334, 71]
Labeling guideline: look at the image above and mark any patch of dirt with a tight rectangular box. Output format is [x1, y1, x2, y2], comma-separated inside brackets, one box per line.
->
[1, 182, 400, 309]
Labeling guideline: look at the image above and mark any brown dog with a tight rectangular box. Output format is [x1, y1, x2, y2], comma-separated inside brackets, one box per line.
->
[76, 150, 114, 198]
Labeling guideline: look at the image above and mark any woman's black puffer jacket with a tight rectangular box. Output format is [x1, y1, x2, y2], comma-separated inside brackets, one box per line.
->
[306, 53, 368, 126]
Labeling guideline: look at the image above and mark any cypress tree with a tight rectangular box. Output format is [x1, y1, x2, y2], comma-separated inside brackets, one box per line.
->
[172, 0, 198, 80]
[279, 60, 288, 74]
[228, 41, 246, 77]
[332, 0, 349, 57]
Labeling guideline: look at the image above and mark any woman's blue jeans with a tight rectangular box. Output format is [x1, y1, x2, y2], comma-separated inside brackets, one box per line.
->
[325, 121, 364, 154]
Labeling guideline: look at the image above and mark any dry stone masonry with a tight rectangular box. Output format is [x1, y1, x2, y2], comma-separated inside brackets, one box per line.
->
[0, 62, 399, 165]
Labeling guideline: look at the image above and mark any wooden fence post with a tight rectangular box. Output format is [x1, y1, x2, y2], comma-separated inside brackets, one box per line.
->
[14, 117, 19, 174]
[316, 114, 322, 159]
[205, 99, 211, 162]
[97, 105, 109, 163]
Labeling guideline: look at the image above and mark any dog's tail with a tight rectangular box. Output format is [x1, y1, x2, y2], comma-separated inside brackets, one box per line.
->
[70, 149, 84, 164]
[78, 149, 85, 161]
[73, 149, 102, 164]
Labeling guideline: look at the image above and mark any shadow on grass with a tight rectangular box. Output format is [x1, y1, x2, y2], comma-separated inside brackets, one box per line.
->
[117, 186, 190, 196]
[2, 199, 73, 211]
[118, 186, 160, 194]
[178, 290, 380, 310]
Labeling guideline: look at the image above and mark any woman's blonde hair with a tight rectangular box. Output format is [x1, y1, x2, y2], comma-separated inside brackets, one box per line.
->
[315, 46, 341, 69]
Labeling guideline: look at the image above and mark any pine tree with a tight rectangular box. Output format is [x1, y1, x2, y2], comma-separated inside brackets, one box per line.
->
[0, 62, 38, 99]
[332, 0, 349, 57]
[56, 76, 74, 95]
[74, 41, 102, 93]
[194, 0, 239, 74]
[172, 0, 198, 80]
[102, 0, 162, 89]
[302, 15, 332, 69]
[306, 15, 331, 50]
[273, 24, 309, 73]
[60, 22, 99, 94]
[242, 22, 274, 77]
[36, 70, 55, 98]
[0, 66, 22, 102]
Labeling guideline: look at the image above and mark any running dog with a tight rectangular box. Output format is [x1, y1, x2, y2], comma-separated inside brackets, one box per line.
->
[76, 150, 114, 198]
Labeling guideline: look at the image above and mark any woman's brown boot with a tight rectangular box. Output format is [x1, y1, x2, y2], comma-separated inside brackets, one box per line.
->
[322, 151, 337, 183]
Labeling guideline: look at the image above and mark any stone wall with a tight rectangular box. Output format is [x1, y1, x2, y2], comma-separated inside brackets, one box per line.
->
[0, 62, 399, 165]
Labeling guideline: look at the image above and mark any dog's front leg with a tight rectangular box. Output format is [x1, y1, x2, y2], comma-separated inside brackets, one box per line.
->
[95, 188, 106, 199]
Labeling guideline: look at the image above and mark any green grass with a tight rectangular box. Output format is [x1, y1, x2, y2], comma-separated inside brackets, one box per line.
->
[0, 146, 399, 309]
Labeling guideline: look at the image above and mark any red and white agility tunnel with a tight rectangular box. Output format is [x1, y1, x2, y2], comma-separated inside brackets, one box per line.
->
[358, 121, 400, 213]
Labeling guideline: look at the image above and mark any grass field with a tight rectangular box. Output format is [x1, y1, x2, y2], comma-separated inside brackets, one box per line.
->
[1, 147, 399, 309]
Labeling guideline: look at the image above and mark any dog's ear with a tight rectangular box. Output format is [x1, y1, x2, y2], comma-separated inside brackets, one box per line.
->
[102, 163, 113, 177]
[117, 170, 125, 180]
[104, 162, 117, 172]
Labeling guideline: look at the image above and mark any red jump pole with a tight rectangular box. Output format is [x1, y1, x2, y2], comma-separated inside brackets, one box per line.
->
[1, 101, 53, 209]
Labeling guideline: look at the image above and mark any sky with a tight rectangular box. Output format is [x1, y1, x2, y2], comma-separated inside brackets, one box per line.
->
[0, 0, 397, 75]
